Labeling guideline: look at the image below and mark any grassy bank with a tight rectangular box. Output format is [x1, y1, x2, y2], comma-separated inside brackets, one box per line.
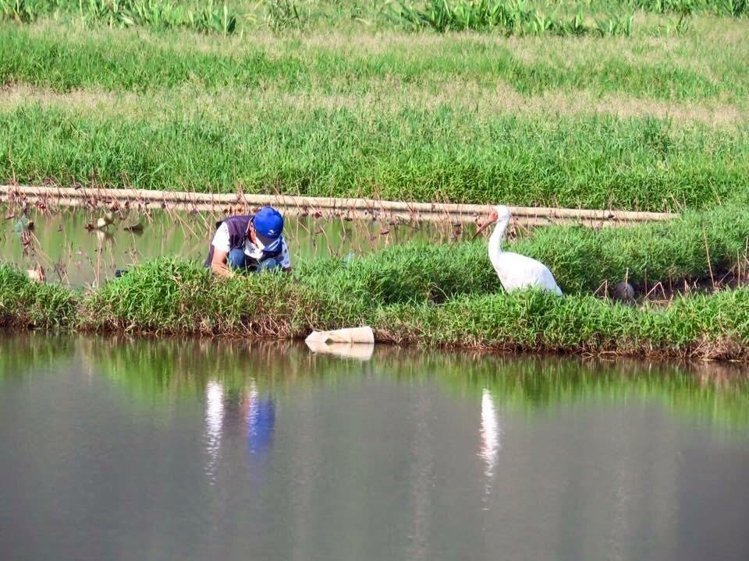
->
[3, 21, 746, 100]
[0, 265, 78, 328]
[298, 203, 749, 302]
[3, 106, 747, 210]
[2, 204, 747, 360]
[2, 258, 745, 361]
[1, 13, 748, 210]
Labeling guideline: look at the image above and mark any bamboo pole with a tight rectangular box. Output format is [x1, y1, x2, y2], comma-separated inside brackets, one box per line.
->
[0, 184, 677, 224]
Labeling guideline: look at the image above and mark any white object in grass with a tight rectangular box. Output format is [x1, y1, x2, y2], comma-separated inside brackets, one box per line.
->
[305, 326, 375, 345]
[474, 205, 563, 296]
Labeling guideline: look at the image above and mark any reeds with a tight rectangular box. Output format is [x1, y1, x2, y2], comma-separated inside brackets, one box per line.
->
[0, 0, 238, 33]
[2, 0, 744, 33]
[392, 0, 635, 36]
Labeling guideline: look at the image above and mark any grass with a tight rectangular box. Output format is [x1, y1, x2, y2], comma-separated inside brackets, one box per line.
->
[2, 105, 748, 211]
[2, 1, 745, 33]
[2, 22, 746, 102]
[0, 0, 238, 33]
[0, 15, 747, 209]
[392, 0, 636, 36]
[0, 263, 78, 328]
[378, 288, 749, 360]
[1, 203, 747, 360]
[55, 261, 749, 361]
[296, 203, 749, 303]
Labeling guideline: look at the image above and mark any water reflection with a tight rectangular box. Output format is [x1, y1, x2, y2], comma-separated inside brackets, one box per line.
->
[204, 380, 224, 484]
[305, 339, 375, 361]
[245, 381, 275, 457]
[3, 336, 749, 561]
[77, 337, 749, 430]
[1, 207, 474, 287]
[479, 389, 500, 478]
[202, 376, 277, 484]
[0, 333, 74, 385]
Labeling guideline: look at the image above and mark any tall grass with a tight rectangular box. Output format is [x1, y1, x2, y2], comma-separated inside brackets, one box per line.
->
[624, 0, 747, 16]
[393, 0, 635, 36]
[2, 0, 745, 33]
[0, 0, 238, 33]
[2, 106, 747, 211]
[66, 259, 749, 361]
[377, 287, 749, 360]
[0, 263, 78, 328]
[294, 204, 749, 304]
[512, 204, 749, 293]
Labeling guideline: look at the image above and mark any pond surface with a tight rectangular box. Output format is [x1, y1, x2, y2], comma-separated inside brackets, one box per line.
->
[1, 207, 471, 286]
[1, 335, 749, 561]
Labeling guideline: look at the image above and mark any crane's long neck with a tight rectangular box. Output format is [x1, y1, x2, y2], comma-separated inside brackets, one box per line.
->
[488, 215, 509, 271]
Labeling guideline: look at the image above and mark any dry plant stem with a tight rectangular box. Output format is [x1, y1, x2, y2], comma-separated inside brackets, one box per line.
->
[703, 227, 715, 289]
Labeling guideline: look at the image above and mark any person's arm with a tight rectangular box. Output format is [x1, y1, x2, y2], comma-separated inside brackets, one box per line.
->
[210, 224, 233, 277]
[211, 248, 233, 278]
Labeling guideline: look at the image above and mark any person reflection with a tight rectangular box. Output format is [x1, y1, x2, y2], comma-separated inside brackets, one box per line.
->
[204, 379, 276, 485]
[244, 380, 276, 457]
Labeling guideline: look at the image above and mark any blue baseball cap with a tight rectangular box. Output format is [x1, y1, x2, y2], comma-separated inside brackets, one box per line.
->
[252, 206, 284, 252]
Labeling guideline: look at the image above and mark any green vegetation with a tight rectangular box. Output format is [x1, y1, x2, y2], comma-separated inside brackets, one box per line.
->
[298, 203, 749, 302]
[1, 2, 747, 360]
[0, 263, 78, 328]
[1, 204, 747, 360]
[1, 6, 747, 210]
[379, 288, 748, 360]
[2, 106, 747, 210]
[0, 0, 237, 33]
[393, 0, 636, 35]
[2, 1, 746, 33]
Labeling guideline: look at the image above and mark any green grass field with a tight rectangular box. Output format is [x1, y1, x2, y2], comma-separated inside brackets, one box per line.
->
[1, 1, 748, 210]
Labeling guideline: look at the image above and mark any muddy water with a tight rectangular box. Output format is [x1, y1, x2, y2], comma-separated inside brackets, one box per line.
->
[1, 207, 472, 286]
[1, 335, 749, 561]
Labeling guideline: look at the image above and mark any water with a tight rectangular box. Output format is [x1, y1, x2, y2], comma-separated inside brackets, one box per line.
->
[1, 207, 470, 286]
[1, 334, 749, 561]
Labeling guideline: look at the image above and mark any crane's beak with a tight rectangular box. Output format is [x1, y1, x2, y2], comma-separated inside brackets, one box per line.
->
[472, 214, 497, 240]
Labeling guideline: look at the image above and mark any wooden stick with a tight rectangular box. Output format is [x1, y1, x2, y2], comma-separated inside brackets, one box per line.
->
[0, 184, 677, 224]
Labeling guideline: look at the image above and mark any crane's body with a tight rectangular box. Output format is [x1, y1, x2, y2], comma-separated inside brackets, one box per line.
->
[483, 205, 563, 296]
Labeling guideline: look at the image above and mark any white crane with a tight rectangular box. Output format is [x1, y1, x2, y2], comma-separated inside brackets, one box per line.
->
[474, 205, 563, 296]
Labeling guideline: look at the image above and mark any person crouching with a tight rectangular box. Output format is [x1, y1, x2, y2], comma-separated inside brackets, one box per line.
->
[205, 206, 291, 277]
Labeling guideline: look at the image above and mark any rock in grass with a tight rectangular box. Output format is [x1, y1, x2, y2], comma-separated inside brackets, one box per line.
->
[612, 281, 636, 305]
